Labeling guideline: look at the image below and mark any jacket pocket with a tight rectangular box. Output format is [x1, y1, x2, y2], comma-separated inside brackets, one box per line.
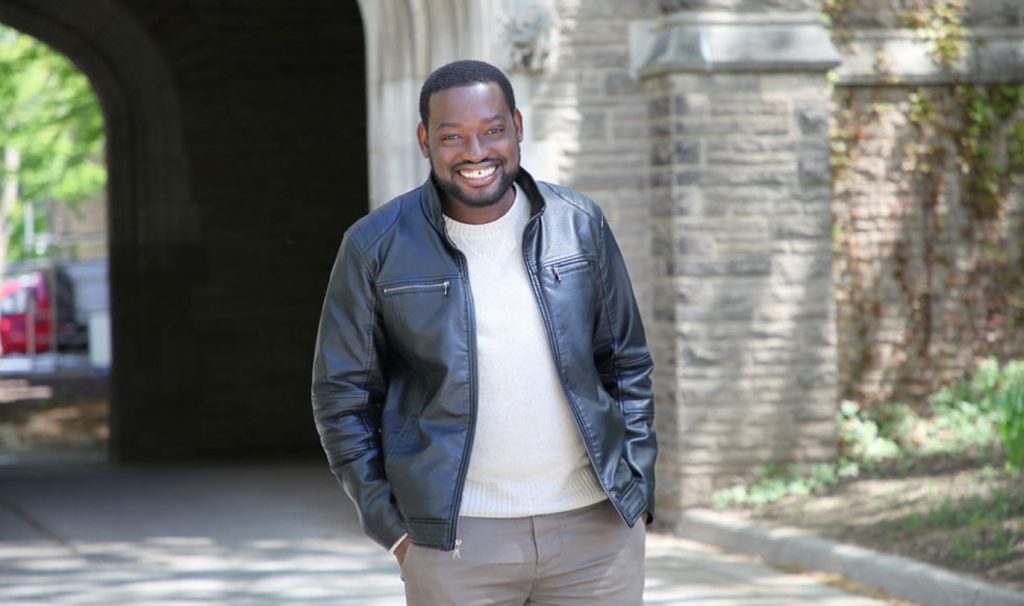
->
[548, 256, 593, 282]
[381, 280, 451, 297]
[376, 276, 466, 408]
[377, 277, 458, 350]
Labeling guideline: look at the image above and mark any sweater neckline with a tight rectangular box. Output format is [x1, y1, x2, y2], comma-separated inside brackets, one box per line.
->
[443, 183, 525, 241]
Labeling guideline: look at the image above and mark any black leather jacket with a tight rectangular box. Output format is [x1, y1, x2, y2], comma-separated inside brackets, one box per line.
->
[311, 169, 656, 551]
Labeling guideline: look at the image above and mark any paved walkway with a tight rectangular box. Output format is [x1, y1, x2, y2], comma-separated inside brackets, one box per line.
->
[0, 460, 893, 605]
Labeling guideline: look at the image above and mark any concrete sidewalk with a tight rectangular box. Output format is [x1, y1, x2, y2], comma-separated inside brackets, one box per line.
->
[0, 460, 894, 605]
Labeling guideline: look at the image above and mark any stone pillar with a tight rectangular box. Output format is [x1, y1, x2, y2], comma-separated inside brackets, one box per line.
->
[630, 7, 841, 525]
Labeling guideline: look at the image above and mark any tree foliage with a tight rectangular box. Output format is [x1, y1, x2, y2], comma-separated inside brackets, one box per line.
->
[0, 24, 105, 263]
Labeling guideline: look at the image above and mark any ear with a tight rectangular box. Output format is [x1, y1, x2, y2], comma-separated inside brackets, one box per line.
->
[416, 122, 430, 158]
[513, 108, 524, 143]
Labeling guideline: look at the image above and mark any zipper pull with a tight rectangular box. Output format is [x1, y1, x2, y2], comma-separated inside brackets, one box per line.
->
[452, 539, 462, 560]
[553, 266, 561, 282]
[443, 280, 450, 296]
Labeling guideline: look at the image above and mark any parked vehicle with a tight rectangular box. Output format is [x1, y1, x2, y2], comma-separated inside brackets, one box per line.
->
[0, 267, 87, 355]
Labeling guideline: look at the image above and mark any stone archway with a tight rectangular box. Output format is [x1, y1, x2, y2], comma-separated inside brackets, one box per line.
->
[0, 0, 194, 458]
[0, 0, 373, 460]
[0, 0, 535, 460]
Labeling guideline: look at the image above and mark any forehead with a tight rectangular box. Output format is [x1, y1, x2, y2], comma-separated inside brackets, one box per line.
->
[427, 82, 510, 127]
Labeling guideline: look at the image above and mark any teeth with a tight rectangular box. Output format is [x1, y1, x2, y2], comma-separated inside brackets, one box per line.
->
[459, 166, 497, 180]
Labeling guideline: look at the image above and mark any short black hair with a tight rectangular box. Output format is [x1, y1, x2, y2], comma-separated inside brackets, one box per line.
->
[419, 60, 516, 128]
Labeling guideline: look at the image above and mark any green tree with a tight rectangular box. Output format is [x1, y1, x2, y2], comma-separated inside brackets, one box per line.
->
[0, 24, 105, 273]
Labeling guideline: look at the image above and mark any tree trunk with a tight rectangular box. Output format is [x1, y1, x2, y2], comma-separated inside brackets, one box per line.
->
[0, 145, 19, 280]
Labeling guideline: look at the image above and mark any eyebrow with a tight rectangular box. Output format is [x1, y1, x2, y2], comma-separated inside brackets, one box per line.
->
[435, 114, 505, 131]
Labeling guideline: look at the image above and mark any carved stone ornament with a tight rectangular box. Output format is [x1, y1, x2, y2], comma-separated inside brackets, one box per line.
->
[498, 0, 559, 73]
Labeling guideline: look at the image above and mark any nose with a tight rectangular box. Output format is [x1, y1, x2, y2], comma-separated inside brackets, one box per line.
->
[464, 134, 485, 161]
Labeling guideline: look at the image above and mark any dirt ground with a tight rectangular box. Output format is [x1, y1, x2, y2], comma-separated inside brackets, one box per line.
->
[0, 393, 108, 456]
[733, 453, 1024, 593]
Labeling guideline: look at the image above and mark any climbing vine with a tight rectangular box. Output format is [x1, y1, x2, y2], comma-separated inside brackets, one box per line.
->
[828, 1, 1024, 407]
[901, 0, 968, 69]
[821, 0, 855, 45]
[953, 85, 1024, 219]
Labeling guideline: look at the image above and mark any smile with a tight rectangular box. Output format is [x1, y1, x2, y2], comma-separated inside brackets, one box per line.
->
[458, 166, 497, 180]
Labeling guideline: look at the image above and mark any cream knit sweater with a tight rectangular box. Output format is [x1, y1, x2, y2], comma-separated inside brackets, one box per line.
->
[444, 184, 607, 518]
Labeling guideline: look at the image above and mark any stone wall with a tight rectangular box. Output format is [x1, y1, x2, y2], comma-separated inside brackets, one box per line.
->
[833, 85, 1024, 407]
[830, 0, 1024, 407]
[494, 0, 661, 316]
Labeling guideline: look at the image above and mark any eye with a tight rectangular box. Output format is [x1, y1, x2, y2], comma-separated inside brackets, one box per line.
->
[487, 127, 504, 135]
[440, 134, 460, 142]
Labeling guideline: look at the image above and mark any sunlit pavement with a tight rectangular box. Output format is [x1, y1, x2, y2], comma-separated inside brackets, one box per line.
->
[0, 353, 95, 376]
[0, 460, 890, 605]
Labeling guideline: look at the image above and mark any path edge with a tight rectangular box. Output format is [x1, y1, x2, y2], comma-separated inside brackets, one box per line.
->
[678, 508, 1024, 606]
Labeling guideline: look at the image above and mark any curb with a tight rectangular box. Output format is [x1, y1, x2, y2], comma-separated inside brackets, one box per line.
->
[679, 508, 1024, 606]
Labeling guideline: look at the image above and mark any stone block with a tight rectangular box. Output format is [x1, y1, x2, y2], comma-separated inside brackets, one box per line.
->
[650, 170, 673, 189]
[674, 140, 700, 164]
[610, 120, 643, 139]
[651, 141, 673, 166]
[648, 96, 670, 119]
[606, 72, 643, 95]
[572, 171, 646, 190]
[771, 219, 830, 240]
[683, 343, 732, 366]
[674, 232, 716, 256]
[675, 117, 734, 136]
[649, 122, 673, 138]
[613, 103, 648, 122]
[710, 99, 789, 117]
[674, 258, 773, 277]
[580, 111, 608, 140]
[798, 154, 832, 185]
[674, 170, 702, 187]
[703, 168, 795, 187]
[797, 105, 829, 135]
[774, 254, 831, 282]
[631, 15, 840, 76]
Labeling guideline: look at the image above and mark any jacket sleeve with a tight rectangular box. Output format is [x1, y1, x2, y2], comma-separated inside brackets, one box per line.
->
[311, 232, 407, 550]
[593, 216, 657, 522]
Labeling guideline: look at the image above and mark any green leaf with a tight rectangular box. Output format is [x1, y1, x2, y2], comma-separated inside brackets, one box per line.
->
[0, 24, 106, 259]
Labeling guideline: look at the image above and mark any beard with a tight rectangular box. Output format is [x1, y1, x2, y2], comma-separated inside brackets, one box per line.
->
[433, 162, 520, 209]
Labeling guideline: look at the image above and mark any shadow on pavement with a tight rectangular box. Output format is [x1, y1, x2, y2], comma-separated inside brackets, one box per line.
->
[0, 459, 891, 605]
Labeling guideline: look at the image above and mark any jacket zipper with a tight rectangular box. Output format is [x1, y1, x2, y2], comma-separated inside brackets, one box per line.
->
[551, 257, 589, 282]
[381, 281, 450, 296]
[521, 220, 628, 524]
[444, 240, 477, 553]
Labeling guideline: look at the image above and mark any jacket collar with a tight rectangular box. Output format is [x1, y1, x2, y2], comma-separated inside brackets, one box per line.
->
[421, 167, 546, 235]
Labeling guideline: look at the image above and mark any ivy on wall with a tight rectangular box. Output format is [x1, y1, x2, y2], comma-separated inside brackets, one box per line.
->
[828, 1, 1024, 407]
[901, 0, 967, 69]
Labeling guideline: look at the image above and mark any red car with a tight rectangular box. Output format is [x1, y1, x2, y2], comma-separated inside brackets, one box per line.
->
[0, 268, 85, 355]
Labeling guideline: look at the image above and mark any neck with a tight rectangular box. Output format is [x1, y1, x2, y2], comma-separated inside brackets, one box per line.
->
[442, 187, 516, 225]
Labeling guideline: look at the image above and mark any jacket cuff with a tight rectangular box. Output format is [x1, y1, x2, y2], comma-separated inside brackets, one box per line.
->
[388, 533, 409, 554]
[375, 515, 409, 552]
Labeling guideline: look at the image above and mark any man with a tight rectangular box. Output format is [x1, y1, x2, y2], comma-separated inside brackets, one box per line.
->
[312, 59, 655, 605]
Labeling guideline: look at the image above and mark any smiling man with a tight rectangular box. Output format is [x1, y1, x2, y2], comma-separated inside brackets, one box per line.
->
[312, 60, 656, 606]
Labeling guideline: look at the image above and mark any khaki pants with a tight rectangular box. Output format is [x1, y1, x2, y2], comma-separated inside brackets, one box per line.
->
[401, 500, 645, 606]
